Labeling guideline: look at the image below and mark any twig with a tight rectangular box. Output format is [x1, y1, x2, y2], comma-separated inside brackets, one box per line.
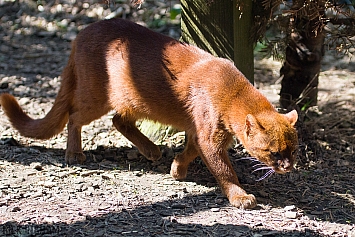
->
[341, 210, 355, 221]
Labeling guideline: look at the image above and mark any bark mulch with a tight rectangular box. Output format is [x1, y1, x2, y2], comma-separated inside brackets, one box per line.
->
[0, 1, 354, 236]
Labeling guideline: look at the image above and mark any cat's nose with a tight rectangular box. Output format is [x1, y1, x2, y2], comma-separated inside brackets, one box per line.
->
[278, 158, 291, 172]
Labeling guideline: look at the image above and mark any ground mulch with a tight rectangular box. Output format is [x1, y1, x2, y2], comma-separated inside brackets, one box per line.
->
[0, 1, 354, 236]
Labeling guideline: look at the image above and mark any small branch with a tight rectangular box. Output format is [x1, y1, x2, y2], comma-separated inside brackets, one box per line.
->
[327, 18, 355, 25]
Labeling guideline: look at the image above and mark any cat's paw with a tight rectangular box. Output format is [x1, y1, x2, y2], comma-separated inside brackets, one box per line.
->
[170, 159, 188, 180]
[140, 145, 162, 161]
[65, 152, 86, 165]
[229, 194, 257, 209]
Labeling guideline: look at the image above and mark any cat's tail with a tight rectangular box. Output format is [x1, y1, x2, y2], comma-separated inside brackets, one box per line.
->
[0, 43, 77, 139]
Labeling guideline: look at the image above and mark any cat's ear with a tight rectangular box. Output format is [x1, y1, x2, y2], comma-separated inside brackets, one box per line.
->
[245, 114, 261, 136]
[284, 110, 298, 127]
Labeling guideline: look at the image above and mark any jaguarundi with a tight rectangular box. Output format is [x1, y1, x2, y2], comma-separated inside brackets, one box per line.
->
[0, 18, 298, 209]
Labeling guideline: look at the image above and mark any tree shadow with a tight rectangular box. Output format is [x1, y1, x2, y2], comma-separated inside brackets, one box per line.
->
[255, 66, 355, 226]
[1, 138, 354, 227]
[0, 190, 327, 237]
[0, 1, 354, 234]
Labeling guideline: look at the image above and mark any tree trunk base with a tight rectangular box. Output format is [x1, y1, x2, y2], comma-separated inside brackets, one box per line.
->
[279, 30, 325, 109]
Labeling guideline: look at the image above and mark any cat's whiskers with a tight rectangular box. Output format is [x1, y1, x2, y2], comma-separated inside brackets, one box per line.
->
[251, 166, 273, 174]
[255, 169, 275, 182]
[252, 163, 268, 169]
[252, 163, 266, 168]
[238, 156, 268, 167]
[237, 156, 275, 181]
[237, 157, 261, 164]
[251, 165, 276, 181]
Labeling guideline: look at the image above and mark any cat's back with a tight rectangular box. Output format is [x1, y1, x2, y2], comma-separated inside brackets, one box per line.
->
[75, 18, 179, 56]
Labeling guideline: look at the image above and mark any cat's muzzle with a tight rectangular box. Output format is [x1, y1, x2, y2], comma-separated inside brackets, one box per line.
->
[274, 158, 292, 174]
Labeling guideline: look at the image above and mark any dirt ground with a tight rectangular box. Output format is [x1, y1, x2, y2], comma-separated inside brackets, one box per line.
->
[0, 1, 354, 236]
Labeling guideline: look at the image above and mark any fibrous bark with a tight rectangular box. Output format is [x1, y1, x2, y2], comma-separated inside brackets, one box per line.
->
[279, 28, 325, 108]
[279, 0, 326, 109]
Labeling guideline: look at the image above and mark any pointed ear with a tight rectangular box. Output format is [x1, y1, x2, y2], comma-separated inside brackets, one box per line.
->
[245, 114, 260, 137]
[284, 110, 298, 127]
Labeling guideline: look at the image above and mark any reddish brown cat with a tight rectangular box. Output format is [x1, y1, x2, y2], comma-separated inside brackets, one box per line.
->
[0, 18, 298, 209]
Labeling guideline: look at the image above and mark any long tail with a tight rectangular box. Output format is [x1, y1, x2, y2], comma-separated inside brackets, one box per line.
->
[0, 42, 77, 139]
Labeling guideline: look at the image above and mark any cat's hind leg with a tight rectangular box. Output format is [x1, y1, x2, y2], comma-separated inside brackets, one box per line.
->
[112, 114, 161, 161]
[65, 104, 110, 164]
[170, 133, 199, 180]
[66, 119, 86, 164]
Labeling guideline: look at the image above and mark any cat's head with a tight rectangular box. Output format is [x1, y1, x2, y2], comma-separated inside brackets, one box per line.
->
[242, 110, 298, 174]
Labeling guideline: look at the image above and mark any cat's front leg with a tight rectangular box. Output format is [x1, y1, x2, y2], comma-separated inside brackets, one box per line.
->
[197, 138, 257, 209]
[221, 181, 257, 209]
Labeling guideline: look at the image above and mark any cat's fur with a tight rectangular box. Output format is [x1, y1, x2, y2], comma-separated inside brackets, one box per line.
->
[0, 18, 298, 208]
